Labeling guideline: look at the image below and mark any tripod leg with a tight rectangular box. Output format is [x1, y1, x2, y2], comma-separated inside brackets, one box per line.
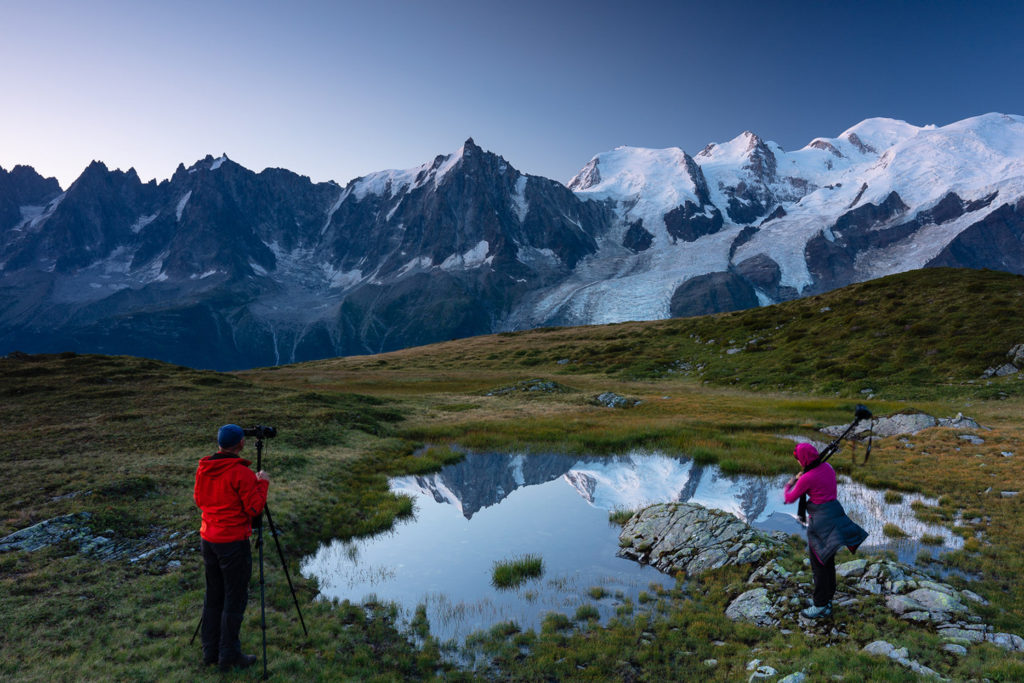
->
[190, 614, 202, 645]
[264, 504, 309, 636]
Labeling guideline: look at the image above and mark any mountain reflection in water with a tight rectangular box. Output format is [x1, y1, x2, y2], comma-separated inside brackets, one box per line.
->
[302, 451, 961, 642]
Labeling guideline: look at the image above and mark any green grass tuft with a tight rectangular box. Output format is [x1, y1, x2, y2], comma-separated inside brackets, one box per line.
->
[883, 522, 909, 538]
[492, 554, 544, 589]
[884, 490, 904, 504]
[608, 508, 637, 525]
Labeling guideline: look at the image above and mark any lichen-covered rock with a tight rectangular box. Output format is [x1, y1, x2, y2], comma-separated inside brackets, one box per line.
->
[0, 511, 195, 570]
[937, 413, 982, 430]
[593, 392, 642, 408]
[725, 588, 775, 626]
[887, 587, 969, 618]
[617, 502, 783, 575]
[0, 512, 93, 552]
[748, 559, 792, 584]
[983, 344, 1024, 377]
[938, 627, 985, 644]
[863, 640, 896, 657]
[987, 632, 1024, 652]
[836, 558, 868, 578]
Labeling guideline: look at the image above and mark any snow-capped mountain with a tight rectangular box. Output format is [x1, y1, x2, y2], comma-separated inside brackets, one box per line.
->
[1, 114, 1022, 369]
[528, 113, 1024, 327]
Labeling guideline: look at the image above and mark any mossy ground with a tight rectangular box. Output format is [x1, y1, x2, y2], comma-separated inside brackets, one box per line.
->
[3, 268, 1024, 680]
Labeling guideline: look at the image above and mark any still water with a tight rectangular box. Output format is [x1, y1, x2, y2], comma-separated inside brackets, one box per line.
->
[301, 450, 960, 642]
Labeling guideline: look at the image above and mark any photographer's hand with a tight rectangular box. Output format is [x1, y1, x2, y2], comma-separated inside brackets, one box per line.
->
[256, 471, 270, 483]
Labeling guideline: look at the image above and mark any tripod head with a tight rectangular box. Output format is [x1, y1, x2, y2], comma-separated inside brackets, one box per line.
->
[816, 404, 872, 464]
[244, 425, 277, 440]
[243, 426, 277, 469]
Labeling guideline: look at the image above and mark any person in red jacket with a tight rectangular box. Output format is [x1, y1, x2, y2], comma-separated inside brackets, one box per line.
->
[194, 424, 270, 671]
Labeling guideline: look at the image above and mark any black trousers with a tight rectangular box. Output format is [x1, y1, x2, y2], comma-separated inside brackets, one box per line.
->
[201, 538, 252, 664]
[809, 545, 836, 607]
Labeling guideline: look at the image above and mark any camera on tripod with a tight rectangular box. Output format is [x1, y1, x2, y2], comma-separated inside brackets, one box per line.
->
[243, 425, 277, 439]
[854, 404, 873, 421]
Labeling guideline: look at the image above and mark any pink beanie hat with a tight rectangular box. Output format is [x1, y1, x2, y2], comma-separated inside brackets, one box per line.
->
[793, 442, 820, 468]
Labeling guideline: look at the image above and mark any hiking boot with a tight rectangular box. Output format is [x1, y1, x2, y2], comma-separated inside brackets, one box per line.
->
[219, 653, 258, 672]
[800, 602, 832, 619]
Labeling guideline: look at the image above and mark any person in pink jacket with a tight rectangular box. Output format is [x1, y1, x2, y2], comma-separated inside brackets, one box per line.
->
[784, 442, 867, 619]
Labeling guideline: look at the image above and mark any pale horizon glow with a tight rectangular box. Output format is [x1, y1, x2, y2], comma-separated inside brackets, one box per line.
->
[2, 0, 1023, 190]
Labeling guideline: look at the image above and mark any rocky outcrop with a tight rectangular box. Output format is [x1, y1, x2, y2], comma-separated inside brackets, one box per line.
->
[621, 220, 653, 253]
[982, 342, 1024, 378]
[593, 392, 642, 408]
[861, 641, 948, 680]
[733, 254, 798, 302]
[928, 198, 1024, 273]
[727, 554, 1023, 654]
[821, 412, 982, 438]
[0, 512, 194, 570]
[617, 502, 785, 575]
[663, 201, 724, 242]
[805, 192, 916, 292]
[669, 271, 761, 318]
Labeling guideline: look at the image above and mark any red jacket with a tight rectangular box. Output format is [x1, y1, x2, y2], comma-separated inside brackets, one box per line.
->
[194, 453, 269, 543]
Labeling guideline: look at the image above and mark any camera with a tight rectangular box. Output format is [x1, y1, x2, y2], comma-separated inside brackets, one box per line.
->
[244, 425, 278, 439]
[854, 404, 873, 421]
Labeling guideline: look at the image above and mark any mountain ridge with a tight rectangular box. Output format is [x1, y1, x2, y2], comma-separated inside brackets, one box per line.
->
[2, 113, 1023, 369]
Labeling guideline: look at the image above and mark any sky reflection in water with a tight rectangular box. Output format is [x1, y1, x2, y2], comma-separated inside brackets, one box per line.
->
[301, 451, 960, 642]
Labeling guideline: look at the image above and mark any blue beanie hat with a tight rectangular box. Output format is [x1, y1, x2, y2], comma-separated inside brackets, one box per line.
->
[217, 424, 245, 448]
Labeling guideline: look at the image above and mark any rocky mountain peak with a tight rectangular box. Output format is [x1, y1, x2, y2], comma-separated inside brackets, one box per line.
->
[0, 165, 62, 204]
[740, 130, 762, 149]
[567, 157, 601, 191]
[741, 133, 777, 181]
[75, 160, 110, 182]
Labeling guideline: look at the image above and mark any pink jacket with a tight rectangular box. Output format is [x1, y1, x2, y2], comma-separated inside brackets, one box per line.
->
[783, 443, 837, 505]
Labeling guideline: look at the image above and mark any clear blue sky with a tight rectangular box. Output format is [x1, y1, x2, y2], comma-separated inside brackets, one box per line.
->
[2, 0, 1022, 189]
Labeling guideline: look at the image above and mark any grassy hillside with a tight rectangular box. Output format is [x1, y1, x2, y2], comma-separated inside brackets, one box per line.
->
[284, 267, 1024, 400]
[2, 267, 1024, 680]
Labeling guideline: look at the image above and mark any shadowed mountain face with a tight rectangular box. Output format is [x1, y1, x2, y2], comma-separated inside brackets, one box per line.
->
[3, 114, 1024, 369]
[0, 144, 613, 368]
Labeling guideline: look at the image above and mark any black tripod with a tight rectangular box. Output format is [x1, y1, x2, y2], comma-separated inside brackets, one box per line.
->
[794, 404, 874, 524]
[191, 434, 308, 679]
